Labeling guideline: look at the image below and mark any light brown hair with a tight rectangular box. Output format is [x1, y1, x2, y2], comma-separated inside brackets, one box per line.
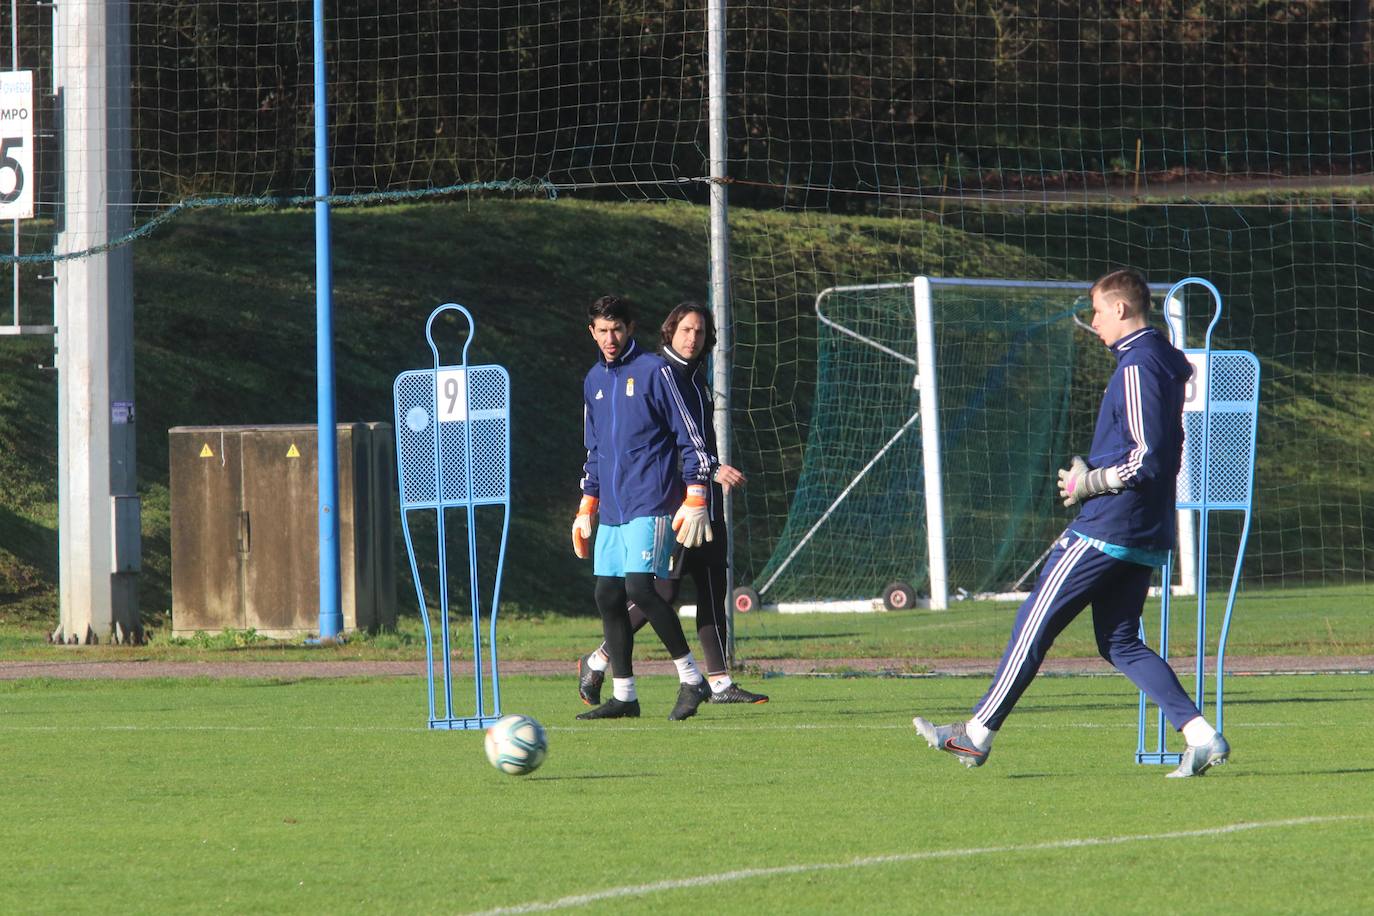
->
[1089, 268, 1152, 317]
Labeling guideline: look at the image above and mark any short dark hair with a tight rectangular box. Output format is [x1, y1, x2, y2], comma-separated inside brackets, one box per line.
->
[1090, 268, 1152, 316]
[588, 295, 634, 326]
[660, 301, 717, 353]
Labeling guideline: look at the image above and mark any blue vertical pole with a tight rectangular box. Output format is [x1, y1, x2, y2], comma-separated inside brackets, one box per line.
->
[313, 0, 342, 639]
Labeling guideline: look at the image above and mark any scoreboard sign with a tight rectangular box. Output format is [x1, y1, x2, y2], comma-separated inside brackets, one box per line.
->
[0, 71, 33, 220]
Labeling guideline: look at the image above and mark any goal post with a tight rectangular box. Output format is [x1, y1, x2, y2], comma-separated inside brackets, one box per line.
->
[912, 277, 948, 610]
[737, 275, 1184, 613]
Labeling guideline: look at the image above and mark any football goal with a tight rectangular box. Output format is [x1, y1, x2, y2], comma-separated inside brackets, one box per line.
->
[732, 276, 1190, 614]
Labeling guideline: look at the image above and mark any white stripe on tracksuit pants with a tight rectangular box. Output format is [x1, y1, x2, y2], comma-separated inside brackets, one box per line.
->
[971, 534, 1202, 732]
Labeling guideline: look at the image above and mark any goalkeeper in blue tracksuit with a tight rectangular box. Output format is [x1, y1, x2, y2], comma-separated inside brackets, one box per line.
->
[913, 268, 1230, 778]
[571, 295, 723, 722]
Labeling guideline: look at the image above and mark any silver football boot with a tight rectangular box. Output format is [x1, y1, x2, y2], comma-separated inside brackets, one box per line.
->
[1166, 733, 1231, 778]
[912, 717, 990, 768]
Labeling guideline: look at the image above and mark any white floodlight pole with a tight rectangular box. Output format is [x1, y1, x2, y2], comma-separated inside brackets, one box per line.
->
[53, 0, 140, 643]
[707, 0, 735, 658]
[912, 277, 949, 610]
[1163, 291, 1197, 596]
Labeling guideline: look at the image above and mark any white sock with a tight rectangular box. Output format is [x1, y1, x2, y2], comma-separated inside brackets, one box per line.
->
[1181, 716, 1216, 746]
[587, 648, 609, 672]
[672, 653, 704, 685]
[965, 718, 996, 750]
[709, 674, 733, 693]
[612, 677, 637, 702]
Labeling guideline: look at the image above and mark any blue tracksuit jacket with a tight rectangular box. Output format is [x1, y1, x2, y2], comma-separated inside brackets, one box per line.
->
[1071, 326, 1194, 550]
[660, 345, 728, 527]
[581, 339, 716, 526]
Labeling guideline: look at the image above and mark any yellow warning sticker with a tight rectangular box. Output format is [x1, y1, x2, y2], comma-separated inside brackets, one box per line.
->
[199, 444, 214, 458]
[286, 444, 301, 458]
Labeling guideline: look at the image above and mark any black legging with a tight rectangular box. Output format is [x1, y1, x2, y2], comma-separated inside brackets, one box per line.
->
[623, 552, 730, 677]
[595, 572, 692, 678]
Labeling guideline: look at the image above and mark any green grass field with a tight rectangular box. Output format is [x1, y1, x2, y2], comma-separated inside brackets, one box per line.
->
[1, 194, 1368, 913]
[2, 673, 1371, 914]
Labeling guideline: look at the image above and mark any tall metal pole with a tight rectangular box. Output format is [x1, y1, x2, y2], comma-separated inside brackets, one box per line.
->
[313, 0, 342, 639]
[53, 0, 140, 644]
[706, 0, 734, 661]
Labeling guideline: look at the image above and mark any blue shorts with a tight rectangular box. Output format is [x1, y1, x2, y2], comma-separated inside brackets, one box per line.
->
[593, 515, 674, 578]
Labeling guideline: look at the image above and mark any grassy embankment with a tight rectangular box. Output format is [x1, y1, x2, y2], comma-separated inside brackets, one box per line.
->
[0, 196, 1369, 657]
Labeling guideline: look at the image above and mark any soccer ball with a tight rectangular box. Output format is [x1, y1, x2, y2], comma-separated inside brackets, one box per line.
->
[484, 714, 548, 775]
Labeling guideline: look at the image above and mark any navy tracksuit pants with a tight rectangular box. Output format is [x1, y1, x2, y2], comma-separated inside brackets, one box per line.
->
[972, 534, 1202, 731]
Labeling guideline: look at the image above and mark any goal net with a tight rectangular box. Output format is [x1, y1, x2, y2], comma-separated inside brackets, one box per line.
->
[744, 277, 1179, 609]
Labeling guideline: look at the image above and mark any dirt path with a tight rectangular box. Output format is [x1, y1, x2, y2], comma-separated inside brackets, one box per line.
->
[1, 655, 1369, 681]
[945, 172, 1374, 204]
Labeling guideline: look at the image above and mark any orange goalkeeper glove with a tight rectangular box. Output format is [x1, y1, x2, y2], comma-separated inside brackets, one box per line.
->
[572, 495, 599, 559]
[671, 484, 712, 548]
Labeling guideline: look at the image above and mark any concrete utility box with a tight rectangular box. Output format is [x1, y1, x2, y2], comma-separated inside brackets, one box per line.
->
[169, 424, 397, 638]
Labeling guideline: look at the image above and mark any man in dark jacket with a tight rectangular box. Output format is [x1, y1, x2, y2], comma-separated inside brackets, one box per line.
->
[913, 268, 1229, 778]
[572, 295, 719, 721]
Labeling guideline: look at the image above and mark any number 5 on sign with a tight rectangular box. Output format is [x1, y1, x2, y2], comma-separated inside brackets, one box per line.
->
[0, 71, 33, 219]
[436, 368, 468, 422]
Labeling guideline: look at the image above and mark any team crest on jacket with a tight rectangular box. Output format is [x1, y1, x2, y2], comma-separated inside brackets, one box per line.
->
[625, 377, 635, 397]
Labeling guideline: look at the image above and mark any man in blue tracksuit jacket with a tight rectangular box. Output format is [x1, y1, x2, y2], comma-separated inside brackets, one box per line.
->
[914, 268, 1231, 778]
[570, 295, 721, 722]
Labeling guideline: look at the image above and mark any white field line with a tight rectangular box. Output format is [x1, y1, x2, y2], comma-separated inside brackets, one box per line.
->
[0, 723, 418, 733]
[546, 720, 1318, 733]
[466, 815, 1371, 916]
[0, 720, 1324, 734]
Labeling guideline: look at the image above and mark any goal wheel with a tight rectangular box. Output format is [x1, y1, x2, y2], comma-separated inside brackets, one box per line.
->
[881, 580, 917, 610]
[732, 586, 762, 614]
